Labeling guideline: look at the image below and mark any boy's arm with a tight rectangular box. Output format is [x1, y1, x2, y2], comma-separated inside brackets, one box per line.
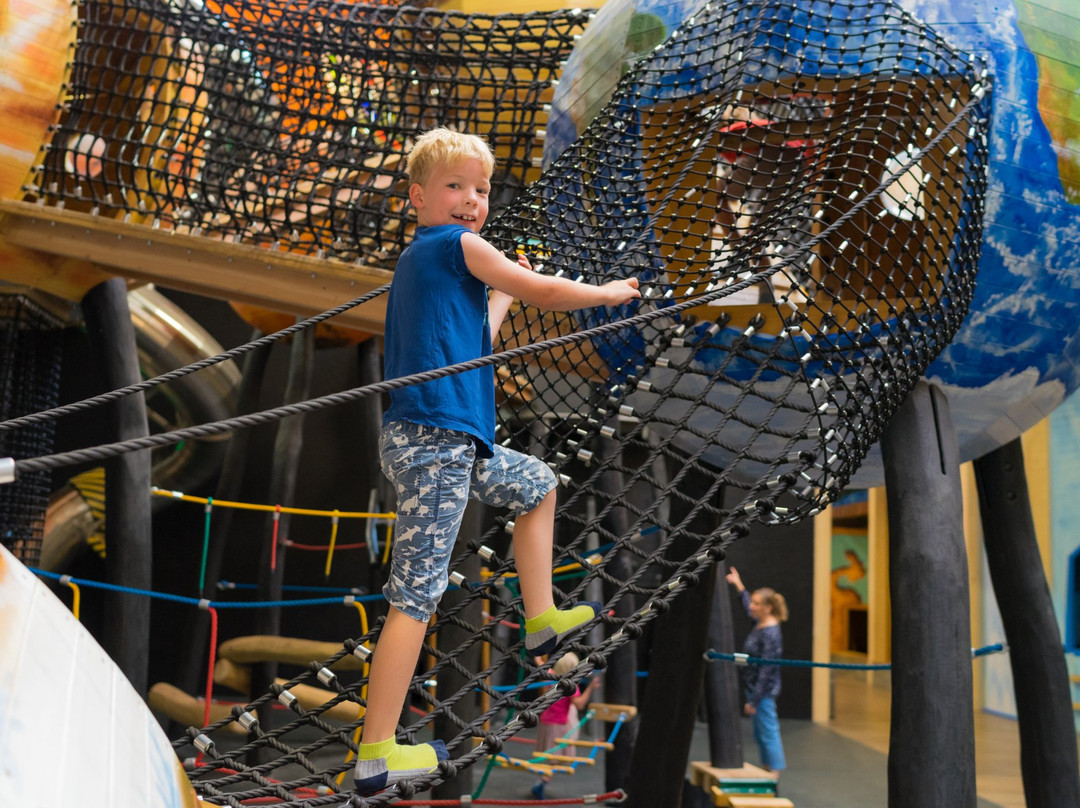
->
[462, 232, 640, 311]
[488, 252, 530, 333]
[489, 289, 514, 335]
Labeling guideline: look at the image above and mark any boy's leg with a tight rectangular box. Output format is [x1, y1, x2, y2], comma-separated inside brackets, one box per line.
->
[360, 607, 428, 744]
[354, 608, 449, 795]
[356, 422, 471, 794]
[472, 447, 600, 656]
[512, 488, 556, 617]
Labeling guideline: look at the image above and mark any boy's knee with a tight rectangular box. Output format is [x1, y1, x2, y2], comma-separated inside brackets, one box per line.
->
[523, 479, 557, 515]
[534, 464, 558, 502]
[383, 578, 443, 622]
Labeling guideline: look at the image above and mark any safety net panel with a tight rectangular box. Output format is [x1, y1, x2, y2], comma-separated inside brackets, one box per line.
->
[28, 0, 586, 266]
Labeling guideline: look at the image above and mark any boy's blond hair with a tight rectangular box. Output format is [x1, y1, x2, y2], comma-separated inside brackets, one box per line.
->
[406, 127, 495, 186]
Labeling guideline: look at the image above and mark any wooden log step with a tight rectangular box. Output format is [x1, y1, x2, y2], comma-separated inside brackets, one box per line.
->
[711, 787, 795, 808]
[214, 658, 252, 694]
[555, 738, 615, 750]
[534, 752, 595, 764]
[492, 756, 573, 775]
[217, 635, 366, 669]
[588, 702, 638, 723]
[148, 682, 245, 734]
[690, 761, 778, 791]
[212, 658, 365, 723]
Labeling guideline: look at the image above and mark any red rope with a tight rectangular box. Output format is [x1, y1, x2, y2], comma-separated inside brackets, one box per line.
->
[198, 769, 626, 808]
[284, 539, 367, 551]
[395, 790, 627, 806]
[202, 606, 219, 728]
[271, 506, 281, 570]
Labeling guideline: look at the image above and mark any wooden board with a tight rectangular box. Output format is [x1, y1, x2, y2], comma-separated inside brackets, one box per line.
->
[690, 760, 778, 789]
[0, 199, 393, 333]
[711, 788, 795, 808]
[0, 543, 198, 807]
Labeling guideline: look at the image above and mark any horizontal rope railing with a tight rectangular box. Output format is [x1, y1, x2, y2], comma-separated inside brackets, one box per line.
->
[704, 643, 1008, 670]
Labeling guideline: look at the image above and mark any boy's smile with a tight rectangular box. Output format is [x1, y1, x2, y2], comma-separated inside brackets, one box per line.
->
[409, 157, 491, 232]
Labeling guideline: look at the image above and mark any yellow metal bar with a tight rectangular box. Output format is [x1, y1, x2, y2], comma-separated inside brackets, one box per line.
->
[151, 486, 394, 520]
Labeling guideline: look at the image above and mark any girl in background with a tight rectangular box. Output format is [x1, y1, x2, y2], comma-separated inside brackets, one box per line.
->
[531, 652, 598, 799]
[725, 565, 788, 776]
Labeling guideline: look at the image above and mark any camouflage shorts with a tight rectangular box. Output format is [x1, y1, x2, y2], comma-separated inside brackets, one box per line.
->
[379, 420, 557, 620]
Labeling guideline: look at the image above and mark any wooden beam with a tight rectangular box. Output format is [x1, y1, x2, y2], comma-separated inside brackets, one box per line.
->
[0, 199, 392, 333]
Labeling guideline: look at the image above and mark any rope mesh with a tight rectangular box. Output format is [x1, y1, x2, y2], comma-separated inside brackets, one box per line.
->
[0, 297, 64, 567]
[16, 0, 991, 804]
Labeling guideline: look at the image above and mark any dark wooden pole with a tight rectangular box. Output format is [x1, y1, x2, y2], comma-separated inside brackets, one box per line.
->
[252, 327, 314, 750]
[173, 332, 271, 715]
[703, 559, 743, 767]
[624, 464, 718, 808]
[879, 380, 975, 808]
[973, 437, 1080, 807]
[597, 432, 638, 796]
[82, 278, 153, 697]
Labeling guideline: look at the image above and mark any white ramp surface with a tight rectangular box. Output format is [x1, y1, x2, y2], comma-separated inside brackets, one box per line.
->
[0, 543, 197, 808]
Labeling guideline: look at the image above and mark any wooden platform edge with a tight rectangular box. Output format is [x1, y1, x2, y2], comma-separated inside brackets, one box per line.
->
[588, 702, 637, 722]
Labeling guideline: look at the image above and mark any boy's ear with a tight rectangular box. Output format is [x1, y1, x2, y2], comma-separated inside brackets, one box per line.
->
[408, 182, 424, 209]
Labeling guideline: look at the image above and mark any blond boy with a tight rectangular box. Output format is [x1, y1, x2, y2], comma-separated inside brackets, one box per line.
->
[354, 128, 639, 795]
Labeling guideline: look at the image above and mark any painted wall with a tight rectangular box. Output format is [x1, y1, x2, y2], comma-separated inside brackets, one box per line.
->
[831, 531, 869, 655]
[1051, 390, 1080, 729]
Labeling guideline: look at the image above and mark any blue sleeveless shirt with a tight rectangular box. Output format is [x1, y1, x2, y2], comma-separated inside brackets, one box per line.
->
[383, 224, 496, 457]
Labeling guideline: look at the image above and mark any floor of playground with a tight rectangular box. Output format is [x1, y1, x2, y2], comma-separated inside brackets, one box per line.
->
[471, 669, 1025, 807]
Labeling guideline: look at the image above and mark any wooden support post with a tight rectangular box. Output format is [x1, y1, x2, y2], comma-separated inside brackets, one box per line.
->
[172, 331, 271, 720]
[625, 464, 719, 808]
[252, 325, 313, 754]
[879, 380, 975, 807]
[704, 559, 743, 767]
[973, 437, 1080, 807]
[82, 277, 152, 697]
[597, 432, 639, 796]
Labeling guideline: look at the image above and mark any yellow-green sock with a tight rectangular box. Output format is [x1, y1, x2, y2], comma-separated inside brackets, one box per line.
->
[525, 602, 599, 655]
[525, 604, 593, 635]
[358, 737, 438, 770]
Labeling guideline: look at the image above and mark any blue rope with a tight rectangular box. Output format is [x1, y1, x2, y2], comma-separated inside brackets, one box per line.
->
[30, 570, 486, 608]
[704, 643, 1008, 671]
[31, 568, 359, 609]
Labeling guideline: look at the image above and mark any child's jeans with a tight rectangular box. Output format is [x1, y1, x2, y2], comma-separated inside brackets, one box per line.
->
[751, 696, 786, 771]
[379, 420, 556, 621]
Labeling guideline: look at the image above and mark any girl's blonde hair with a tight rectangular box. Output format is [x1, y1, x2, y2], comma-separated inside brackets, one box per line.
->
[754, 588, 789, 622]
[552, 652, 579, 678]
[406, 127, 495, 186]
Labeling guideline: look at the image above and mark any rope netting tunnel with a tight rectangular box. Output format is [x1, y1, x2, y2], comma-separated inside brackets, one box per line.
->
[10, 0, 993, 805]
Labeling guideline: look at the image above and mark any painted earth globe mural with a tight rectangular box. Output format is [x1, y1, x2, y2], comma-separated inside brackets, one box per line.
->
[545, 0, 1080, 488]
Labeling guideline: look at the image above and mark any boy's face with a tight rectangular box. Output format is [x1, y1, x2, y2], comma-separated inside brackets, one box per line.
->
[409, 156, 491, 232]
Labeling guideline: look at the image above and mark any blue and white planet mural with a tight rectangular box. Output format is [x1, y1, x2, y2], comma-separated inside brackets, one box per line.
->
[545, 0, 1080, 488]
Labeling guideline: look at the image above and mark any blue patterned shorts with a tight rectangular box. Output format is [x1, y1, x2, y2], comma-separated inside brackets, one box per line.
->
[379, 420, 557, 620]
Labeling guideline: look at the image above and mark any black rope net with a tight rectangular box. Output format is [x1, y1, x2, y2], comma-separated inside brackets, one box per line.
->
[29, 0, 581, 266]
[16, 0, 991, 804]
[0, 297, 64, 567]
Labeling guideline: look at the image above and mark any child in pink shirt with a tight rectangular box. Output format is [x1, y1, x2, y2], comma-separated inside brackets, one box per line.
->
[532, 652, 598, 799]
